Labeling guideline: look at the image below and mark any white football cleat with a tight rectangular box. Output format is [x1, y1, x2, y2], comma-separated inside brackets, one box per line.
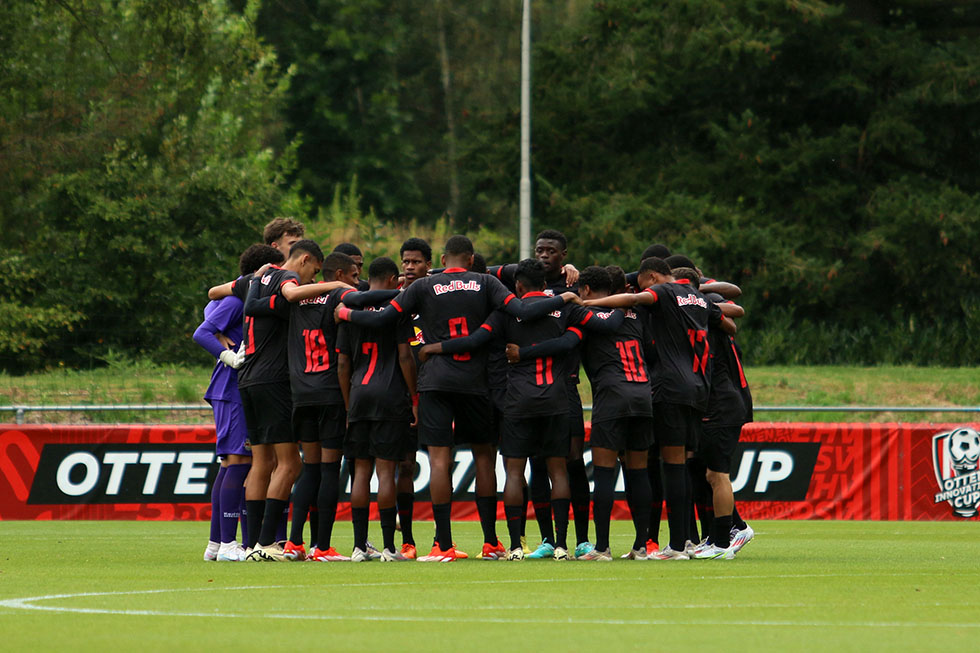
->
[203, 541, 219, 561]
[649, 545, 691, 560]
[730, 525, 754, 553]
[217, 541, 246, 561]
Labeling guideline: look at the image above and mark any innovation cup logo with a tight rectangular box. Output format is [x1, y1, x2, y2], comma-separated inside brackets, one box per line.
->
[932, 426, 980, 518]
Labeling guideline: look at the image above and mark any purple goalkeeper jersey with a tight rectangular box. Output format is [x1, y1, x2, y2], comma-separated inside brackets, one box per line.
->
[193, 293, 244, 403]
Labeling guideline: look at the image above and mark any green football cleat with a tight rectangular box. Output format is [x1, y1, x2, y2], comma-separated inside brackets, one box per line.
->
[526, 542, 555, 559]
[574, 541, 595, 558]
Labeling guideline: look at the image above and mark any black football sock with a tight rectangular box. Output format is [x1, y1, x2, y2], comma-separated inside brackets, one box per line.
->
[289, 462, 320, 545]
[625, 469, 652, 550]
[688, 459, 712, 542]
[397, 492, 415, 546]
[309, 505, 319, 548]
[245, 499, 264, 549]
[662, 462, 689, 552]
[732, 505, 747, 531]
[277, 502, 289, 543]
[529, 458, 553, 545]
[505, 504, 524, 552]
[258, 498, 289, 547]
[316, 461, 341, 550]
[551, 497, 570, 551]
[712, 514, 733, 549]
[476, 495, 498, 545]
[567, 458, 591, 545]
[648, 456, 663, 545]
[685, 464, 698, 544]
[592, 465, 615, 552]
[432, 502, 453, 551]
[379, 506, 397, 553]
[352, 506, 369, 552]
[521, 483, 529, 536]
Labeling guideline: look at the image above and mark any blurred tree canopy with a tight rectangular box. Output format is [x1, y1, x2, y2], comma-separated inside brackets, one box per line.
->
[1, 0, 979, 369]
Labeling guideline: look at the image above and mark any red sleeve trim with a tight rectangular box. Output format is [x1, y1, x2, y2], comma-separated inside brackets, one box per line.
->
[340, 289, 354, 300]
[579, 311, 593, 325]
[268, 296, 276, 310]
[495, 267, 503, 279]
[568, 326, 584, 340]
[391, 300, 404, 313]
[280, 278, 298, 288]
[523, 291, 549, 298]
[480, 323, 493, 333]
[643, 288, 659, 302]
[503, 293, 515, 305]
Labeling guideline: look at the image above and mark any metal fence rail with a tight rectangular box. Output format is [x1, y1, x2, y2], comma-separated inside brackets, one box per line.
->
[1, 403, 978, 425]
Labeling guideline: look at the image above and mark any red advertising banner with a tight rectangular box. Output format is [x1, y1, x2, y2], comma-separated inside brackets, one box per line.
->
[2, 422, 978, 521]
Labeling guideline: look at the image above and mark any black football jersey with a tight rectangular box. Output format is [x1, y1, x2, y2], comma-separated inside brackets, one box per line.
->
[483, 293, 578, 417]
[642, 282, 724, 410]
[238, 266, 299, 389]
[286, 286, 358, 406]
[346, 268, 564, 394]
[704, 327, 746, 426]
[337, 307, 414, 422]
[580, 307, 653, 423]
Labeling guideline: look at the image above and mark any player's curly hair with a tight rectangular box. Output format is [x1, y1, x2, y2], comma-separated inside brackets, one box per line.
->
[639, 257, 671, 276]
[239, 244, 285, 276]
[605, 265, 627, 295]
[641, 243, 671, 262]
[444, 235, 474, 257]
[670, 267, 700, 287]
[400, 237, 432, 263]
[535, 229, 567, 250]
[322, 252, 355, 280]
[368, 256, 400, 281]
[515, 258, 546, 290]
[578, 266, 612, 294]
[288, 239, 325, 262]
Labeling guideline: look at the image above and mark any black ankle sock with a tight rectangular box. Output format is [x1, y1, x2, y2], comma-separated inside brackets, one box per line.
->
[663, 463, 689, 551]
[712, 514, 733, 548]
[289, 462, 320, 545]
[505, 504, 524, 551]
[316, 461, 341, 550]
[551, 498, 570, 551]
[567, 458, 591, 545]
[245, 499, 264, 549]
[432, 502, 452, 551]
[379, 507, 397, 552]
[352, 506, 369, 552]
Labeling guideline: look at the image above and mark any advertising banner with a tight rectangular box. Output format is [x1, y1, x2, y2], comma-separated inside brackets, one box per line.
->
[1, 422, 978, 521]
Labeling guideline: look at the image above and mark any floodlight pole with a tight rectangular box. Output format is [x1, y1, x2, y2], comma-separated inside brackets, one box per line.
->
[519, 0, 532, 260]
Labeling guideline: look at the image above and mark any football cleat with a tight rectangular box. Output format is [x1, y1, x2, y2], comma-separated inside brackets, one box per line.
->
[620, 547, 649, 560]
[350, 547, 370, 562]
[480, 541, 507, 560]
[527, 542, 555, 559]
[685, 540, 700, 556]
[691, 543, 736, 560]
[650, 545, 690, 561]
[730, 525, 754, 553]
[365, 540, 383, 560]
[248, 542, 286, 562]
[520, 535, 531, 555]
[203, 541, 219, 561]
[283, 541, 307, 561]
[380, 548, 409, 562]
[453, 543, 469, 559]
[574, 541, 595, 559]
[645, 539, 659, 556]
[400, 543, 417, 560]
[576, 547, 613, 561]
[553, 547, 569, 561]
[418, 545, 459, 562]
[309, 546, 351, 562]
[507, 547, 525, 561]
[216, 541, 246, 562]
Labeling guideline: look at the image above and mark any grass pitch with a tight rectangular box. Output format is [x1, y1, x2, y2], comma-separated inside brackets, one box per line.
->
[0, 520, 977, 652]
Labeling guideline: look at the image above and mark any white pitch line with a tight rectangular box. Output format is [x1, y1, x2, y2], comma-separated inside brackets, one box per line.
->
[1, 586, 978, 629]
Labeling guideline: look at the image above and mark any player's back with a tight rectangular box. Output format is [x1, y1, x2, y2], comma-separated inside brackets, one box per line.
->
[238, 266, 296, 388]
[286, 287, 354, 406]
[581, 307, 652, 422]
[339, 305, 413, 422]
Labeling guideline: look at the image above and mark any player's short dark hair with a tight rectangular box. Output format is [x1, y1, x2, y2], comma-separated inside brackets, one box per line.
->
[239, 244, 284, 276]
[641, 243, 671, 261]
[665, 254, 697, 270]
[471, 252, 487, 274]
[515, 258, 546, 290]
[536, 229, 567, 250]
[579, 265, 612, 294]
[263, 217, 305, 245]
[670, 267, 699, 287]
[400, 237, 432, 262]
[639, 256, 671, 276]
[605, 265, 627, 295]
[444, 235, 474, 257]
[289, 239, 324, 262]
[368, 256, 400, 281]
[322, 251, 355, 278]
[333, 242, 363, 257]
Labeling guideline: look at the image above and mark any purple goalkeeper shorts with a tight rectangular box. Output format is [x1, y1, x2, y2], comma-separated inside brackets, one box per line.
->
[211, 399, 249, 458]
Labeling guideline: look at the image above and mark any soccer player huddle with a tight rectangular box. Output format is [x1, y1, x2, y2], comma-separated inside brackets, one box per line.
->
[194, 217, 755, 563]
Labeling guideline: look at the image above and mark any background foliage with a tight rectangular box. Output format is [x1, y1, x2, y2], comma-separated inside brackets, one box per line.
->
[2, 0, 979, 370]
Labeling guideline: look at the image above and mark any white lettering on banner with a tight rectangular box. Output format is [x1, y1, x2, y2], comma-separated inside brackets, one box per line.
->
[174, 452, 215, 494]
[432, 279, 482, 295]
[755, 451, 794, 492]
[103, 452, 140, 495]
[56, 452, 100, 496]
[731, 451, 755, 493]
[676, 294, 707, 309]
[140, 453, 177, 494]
